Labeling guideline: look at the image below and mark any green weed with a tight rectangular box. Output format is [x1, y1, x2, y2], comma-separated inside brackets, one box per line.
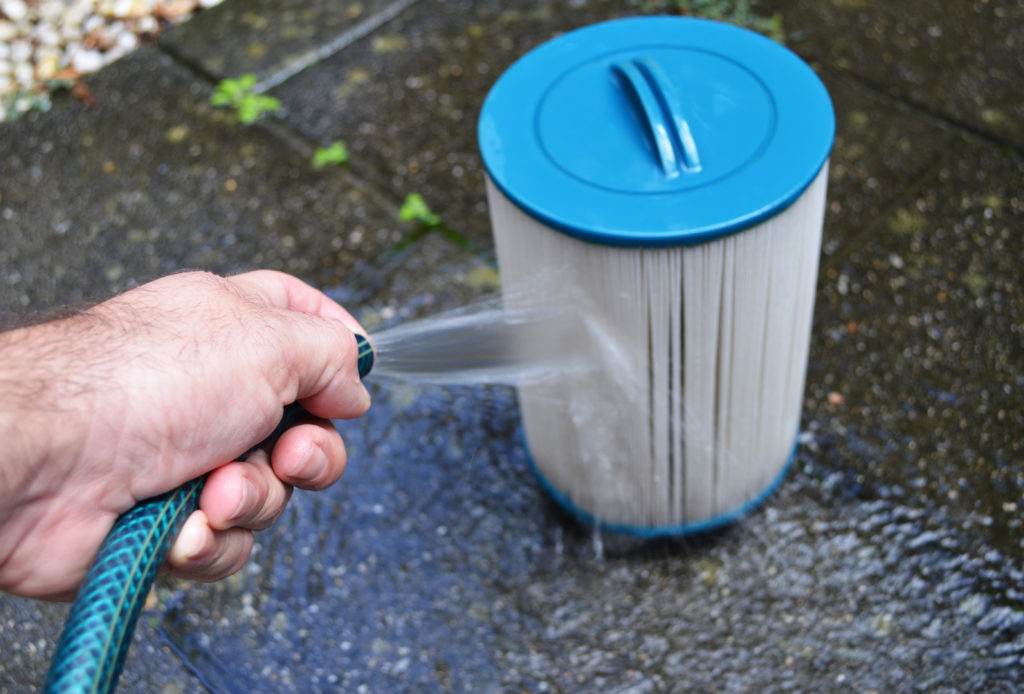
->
[398, 192, 442, 227]
[395, 192, 476, 252]
[312, 141, 349, 168]
[210, 74, 281, 124]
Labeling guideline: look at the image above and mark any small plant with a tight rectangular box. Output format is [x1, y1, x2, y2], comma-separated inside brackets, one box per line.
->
[210, 74, 281, 124]
[398, 192, 442, 227]
[395, 192, 476, 252]
[312, 141, 349, 168]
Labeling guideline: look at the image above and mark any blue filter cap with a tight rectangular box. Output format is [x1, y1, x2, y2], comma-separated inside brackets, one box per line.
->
[478, 16, 835, 247]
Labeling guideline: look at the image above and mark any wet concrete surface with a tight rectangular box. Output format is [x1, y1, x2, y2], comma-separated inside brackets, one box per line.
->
[1, 0, 1022, 691]
[762, 0, 1024, 149]
[0, 47, 405, 329]
[269, 0, 638, 249]
[160, 0, 420, 91]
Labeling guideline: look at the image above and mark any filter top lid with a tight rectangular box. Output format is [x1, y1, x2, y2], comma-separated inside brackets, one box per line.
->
[478, 16, 835, 246]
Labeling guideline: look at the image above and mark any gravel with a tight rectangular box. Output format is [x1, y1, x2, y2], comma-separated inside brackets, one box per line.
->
[0, 0, 223, 120]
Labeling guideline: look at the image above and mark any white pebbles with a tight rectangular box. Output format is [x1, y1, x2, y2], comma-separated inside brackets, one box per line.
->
[1, 0, 224, 119]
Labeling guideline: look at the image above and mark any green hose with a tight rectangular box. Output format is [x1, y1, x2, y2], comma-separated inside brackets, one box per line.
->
[43, 335, 375, 693]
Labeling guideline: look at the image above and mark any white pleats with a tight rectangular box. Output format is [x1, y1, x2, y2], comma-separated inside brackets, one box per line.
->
[488, 163, 829, 528]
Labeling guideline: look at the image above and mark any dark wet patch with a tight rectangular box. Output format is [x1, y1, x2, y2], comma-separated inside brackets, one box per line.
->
[808, 134, 1024, 557]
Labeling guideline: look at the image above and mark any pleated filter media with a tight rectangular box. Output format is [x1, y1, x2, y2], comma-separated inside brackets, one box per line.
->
[478, 17, 836, 535]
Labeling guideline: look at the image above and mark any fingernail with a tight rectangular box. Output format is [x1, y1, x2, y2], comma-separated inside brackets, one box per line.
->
[231, 478, 256, 521]
[177, 520, 207, 561]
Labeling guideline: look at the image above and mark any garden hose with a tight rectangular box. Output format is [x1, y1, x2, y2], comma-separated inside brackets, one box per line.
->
[43, 334, 375, 693]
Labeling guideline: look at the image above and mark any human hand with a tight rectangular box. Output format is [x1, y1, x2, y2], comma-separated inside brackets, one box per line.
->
[0, 270, 371, 600]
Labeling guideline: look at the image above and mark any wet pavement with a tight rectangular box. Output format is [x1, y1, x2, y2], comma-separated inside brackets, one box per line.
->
[1, 0, 1022, 691]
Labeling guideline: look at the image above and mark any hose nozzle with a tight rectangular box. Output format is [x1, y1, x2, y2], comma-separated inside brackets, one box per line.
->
[355, 333, 374, 378]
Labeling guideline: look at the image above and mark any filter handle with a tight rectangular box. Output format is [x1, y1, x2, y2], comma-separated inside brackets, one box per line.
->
[611, 58, 702, 178]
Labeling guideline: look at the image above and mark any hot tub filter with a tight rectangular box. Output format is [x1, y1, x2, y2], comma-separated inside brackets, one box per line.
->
[478, 17, 835, 535]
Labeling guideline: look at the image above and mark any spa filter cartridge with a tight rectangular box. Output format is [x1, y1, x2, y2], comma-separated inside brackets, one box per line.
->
[478, 17, 835, 535]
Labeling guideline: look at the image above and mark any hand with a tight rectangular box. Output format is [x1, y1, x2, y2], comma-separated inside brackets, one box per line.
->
[0, 270, 371, 600]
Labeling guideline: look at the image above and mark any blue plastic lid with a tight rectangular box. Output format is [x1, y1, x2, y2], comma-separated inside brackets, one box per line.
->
[478, 17, 835, 247]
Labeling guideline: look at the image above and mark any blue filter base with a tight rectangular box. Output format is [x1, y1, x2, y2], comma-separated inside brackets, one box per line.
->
[523, 438, 798, 539]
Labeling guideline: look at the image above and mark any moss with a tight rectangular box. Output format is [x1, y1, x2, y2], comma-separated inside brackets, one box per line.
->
[888, 208, 927, 236]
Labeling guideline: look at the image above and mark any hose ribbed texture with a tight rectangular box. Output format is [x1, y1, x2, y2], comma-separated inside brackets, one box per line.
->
[42, 479, 204, 694]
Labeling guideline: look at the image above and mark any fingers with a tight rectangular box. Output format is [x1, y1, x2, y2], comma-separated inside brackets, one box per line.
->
[168, 421, 348, 581]
[271, 419, 348, 491]
[200, 450, 293, 531]
[200, 418, 347, 530]
[167, 510, 253, 582]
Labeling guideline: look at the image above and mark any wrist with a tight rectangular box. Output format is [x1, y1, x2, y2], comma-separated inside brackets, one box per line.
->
[0, 317, 100, 519]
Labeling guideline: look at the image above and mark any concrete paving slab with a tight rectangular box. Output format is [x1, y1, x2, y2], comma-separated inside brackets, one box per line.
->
[764, 0, 1024, 149]
[160, 0, 421, 91]
[810, 131, 1024, 556]
[821, 70, 959, 239]
[271, 0, 637, 249]
[1, 1, 1022, 692]
[0, 47, 405, 329]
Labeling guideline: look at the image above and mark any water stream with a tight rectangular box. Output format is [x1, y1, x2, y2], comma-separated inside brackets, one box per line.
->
[366, 295, 594, 386]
